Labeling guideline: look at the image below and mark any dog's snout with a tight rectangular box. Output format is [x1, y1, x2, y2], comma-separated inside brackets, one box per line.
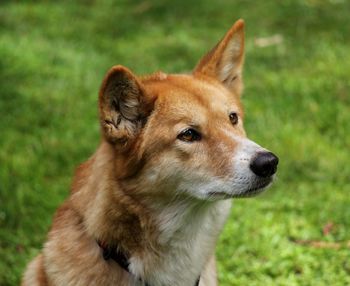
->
[249, 152, 279, 177]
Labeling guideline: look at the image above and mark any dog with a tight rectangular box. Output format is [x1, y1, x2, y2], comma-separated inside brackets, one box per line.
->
[22, 19, 278, 286]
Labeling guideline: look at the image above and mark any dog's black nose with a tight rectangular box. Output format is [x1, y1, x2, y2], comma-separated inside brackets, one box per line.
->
[250, 152, 279, 177]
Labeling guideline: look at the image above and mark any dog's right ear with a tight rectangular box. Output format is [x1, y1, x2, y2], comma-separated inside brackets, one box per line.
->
[98, 65, 151, 147]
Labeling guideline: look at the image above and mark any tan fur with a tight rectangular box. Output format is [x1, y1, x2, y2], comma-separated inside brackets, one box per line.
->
[22, 20, 269, 286]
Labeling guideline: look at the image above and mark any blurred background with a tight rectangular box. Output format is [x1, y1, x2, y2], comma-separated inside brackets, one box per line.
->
[0, 0, 349, 285]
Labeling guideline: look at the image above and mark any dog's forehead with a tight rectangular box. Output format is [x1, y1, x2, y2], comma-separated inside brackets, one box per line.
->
[143, 74, 241, 115]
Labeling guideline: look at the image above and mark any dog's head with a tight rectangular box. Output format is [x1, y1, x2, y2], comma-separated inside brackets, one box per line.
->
[98, 20, 278, 201]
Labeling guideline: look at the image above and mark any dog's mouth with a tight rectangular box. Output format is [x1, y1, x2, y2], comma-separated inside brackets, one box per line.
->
[234, 179, 272, 198]
[208, 178, 273, 199]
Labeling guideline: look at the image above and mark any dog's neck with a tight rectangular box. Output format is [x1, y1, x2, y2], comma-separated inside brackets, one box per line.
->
[128, 197, 231, 286]
[71, 142, 231, 285]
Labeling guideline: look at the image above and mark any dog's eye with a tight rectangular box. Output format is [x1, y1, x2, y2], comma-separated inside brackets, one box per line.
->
[177, 128, 202, 142]
[229, 112, 239, 125]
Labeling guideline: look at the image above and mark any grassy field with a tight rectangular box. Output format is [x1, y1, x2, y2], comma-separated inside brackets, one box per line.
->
[1, 0, 349, 285]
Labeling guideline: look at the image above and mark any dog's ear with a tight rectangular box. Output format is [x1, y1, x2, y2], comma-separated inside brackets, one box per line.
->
[194, 19, 245, 95]
[99, 65, 152, 147]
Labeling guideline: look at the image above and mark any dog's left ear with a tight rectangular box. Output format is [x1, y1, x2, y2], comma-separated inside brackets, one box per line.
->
[193, 19, 245, 95]
[98, 65, 153, 148]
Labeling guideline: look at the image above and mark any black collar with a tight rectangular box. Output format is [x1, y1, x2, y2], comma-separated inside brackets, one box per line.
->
[98, 241, 200, 286]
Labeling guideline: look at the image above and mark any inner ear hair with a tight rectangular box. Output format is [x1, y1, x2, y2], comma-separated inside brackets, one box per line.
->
[219, 29, 244, 82]
[99, 65, 147, 146]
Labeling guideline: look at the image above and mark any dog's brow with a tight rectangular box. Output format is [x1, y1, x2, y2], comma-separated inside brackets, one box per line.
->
[173, 117, 204, 129]
[188, 123, 202, 130]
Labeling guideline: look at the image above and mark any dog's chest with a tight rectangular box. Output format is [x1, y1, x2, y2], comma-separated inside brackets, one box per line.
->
[129, 200, 232, 286]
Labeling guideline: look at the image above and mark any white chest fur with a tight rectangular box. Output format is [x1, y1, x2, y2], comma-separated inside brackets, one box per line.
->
[129, 200, 232, 286]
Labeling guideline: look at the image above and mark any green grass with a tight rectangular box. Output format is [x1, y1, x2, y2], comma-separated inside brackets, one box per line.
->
[1, 0, 349, 285]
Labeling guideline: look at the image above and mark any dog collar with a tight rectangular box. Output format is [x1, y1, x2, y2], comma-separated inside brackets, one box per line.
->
[97, 241, 200, 286]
